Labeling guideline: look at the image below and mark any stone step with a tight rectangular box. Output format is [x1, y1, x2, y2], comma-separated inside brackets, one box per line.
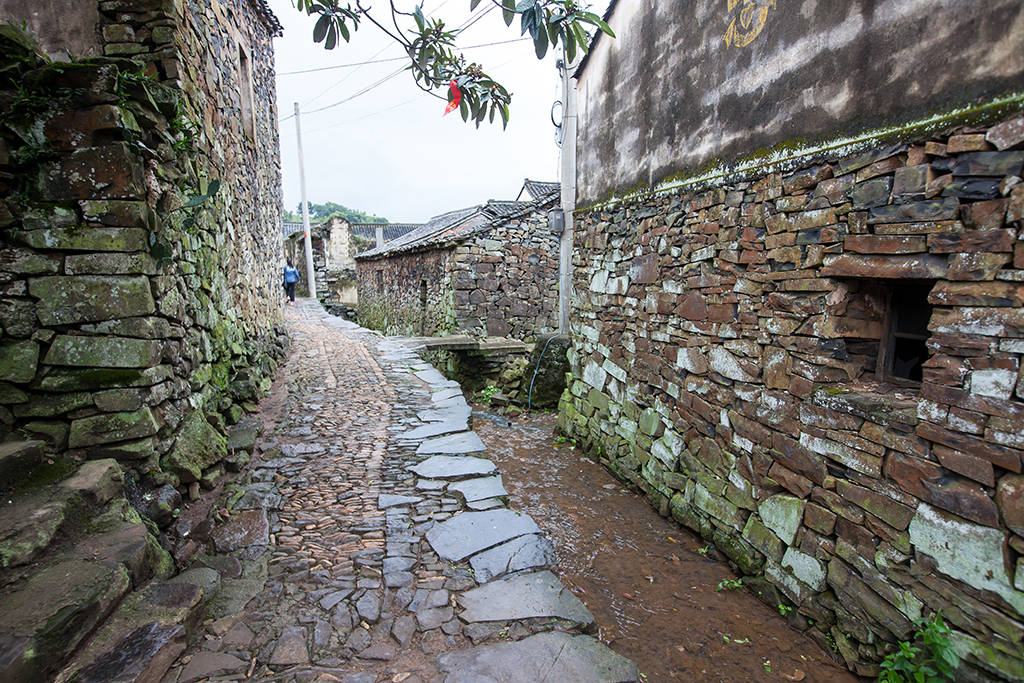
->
[0, 440, 45, 486]
[54, 580, 205, 683]
[437, 631, 638, 682]
[0, 459, 123, 569]
[0, 556, 133, 681]
[0, 459, 176, 682]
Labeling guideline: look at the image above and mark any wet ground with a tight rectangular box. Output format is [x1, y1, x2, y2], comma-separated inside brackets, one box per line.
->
[473, 409, 861, 683]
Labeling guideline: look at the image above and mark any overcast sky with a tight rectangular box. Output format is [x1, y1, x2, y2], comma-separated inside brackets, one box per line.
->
[268, 0, 564, 224]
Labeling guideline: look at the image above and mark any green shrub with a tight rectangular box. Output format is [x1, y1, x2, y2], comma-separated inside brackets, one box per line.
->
[878, 612, 959, 683]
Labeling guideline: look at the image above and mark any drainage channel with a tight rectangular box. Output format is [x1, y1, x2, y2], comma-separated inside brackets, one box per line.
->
[471, 409, 862, 683]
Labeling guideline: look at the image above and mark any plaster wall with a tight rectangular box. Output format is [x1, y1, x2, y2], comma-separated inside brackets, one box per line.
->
[0, 0, 101, 59]
[576, 0, 1024, 205]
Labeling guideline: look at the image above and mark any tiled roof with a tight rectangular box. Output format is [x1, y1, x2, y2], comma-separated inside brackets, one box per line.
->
[283, 221, 308, 238]
[283, 221, 420, 245]
[350, 224, 422, 242]
[249, 0, 284, 36]
[355, 185, 560, 260]
[521, 179, 560, 200]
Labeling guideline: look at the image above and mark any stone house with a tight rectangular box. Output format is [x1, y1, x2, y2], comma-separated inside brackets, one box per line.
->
[559, 1, 1024, 678]
[0, 0, 285, 488]
[355, 180, 560, 342]
[283, 217, 419, 306]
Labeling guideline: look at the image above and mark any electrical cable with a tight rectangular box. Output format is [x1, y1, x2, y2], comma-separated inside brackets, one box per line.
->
[527, 335, 560, 411]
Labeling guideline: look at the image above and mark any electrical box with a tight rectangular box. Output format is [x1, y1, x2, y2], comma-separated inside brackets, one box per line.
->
[548, 208, 565, 235]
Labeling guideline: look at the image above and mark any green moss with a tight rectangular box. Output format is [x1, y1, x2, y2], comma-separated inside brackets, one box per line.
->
[211, 362, 229, 391]
[12, 456, 77, 490]
[580, 91, 1024, 213]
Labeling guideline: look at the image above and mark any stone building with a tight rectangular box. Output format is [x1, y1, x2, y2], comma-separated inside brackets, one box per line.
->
[559, 1, 1024, 678]
[0, 0, 285, 486]
[355, 180, 560, 342]
[283, 217, 419, 307]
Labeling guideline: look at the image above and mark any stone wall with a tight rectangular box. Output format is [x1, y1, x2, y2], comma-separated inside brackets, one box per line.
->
[357, 210, 559, 342]
[453, 213, 560, 342]
[0, 0, 285, 492]
[560, 117, 1024, 678]
[286, 217, 359, 305]
[357, 248, 455, 337]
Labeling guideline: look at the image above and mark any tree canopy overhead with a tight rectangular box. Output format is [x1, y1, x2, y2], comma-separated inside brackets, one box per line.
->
[293, 1, 614, 127]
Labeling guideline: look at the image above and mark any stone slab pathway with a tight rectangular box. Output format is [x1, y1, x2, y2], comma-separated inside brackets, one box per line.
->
[163, 300, 636, 683]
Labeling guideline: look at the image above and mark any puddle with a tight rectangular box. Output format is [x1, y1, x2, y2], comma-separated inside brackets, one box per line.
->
[472, 409, 861, 683]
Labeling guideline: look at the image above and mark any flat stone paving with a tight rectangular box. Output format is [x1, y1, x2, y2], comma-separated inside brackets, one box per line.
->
[163, 300, 636, 683]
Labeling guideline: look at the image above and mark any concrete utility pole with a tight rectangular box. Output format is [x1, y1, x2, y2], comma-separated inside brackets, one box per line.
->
[557, 50, 579, 335]
[294, 102, 318, 300]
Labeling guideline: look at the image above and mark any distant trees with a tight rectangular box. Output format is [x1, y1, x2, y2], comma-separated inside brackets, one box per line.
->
[284, 201, 388, 224]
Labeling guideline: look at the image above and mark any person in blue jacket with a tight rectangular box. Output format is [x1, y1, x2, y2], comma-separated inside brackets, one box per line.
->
[283, 259, 300, 303]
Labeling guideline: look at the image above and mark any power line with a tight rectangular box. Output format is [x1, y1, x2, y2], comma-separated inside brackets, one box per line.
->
[278, 5, 523, 123]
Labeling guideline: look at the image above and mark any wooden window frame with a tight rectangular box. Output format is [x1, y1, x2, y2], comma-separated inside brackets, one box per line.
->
[874, 284, 932, 388]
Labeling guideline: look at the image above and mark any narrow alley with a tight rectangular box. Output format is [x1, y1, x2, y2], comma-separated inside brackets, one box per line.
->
[161, 300, 850, 683]
[162, 300, 635, 682]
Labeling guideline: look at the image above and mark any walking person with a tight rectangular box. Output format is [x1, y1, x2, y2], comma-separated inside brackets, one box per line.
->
[283, 258, 300, 304]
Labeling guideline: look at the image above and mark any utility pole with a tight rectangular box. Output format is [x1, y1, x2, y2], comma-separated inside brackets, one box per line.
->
[557, 49, 578, 335]
[294, 102, 317, 300]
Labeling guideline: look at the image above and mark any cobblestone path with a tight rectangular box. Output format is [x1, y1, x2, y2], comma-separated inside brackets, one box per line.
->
[163, 300, 635, 683]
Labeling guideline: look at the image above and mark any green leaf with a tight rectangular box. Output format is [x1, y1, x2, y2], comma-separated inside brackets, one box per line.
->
[469, 0, 482, 9]
[150, 239, 172, 261]
[514, 0, 534, 11]
[206, 178, 221, 196]
[533, 25, 548, 59]
[338, 19, 350, 42]
[594, 17, 615, 37]
[459, 97, 468, 121]
[182, 194, 207, 208]
[313, 14, 330, 43]
[520, 9, 533, 36]
[325, 23, 338, 49]
[572, 23, 589, 52]
[502, 0, 515, 26]
[565, 28, 577, 62]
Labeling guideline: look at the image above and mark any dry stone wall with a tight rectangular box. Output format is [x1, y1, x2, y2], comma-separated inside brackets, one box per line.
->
[357, 249, 456, 337]
[453, 214, 560, 342]
[560, 116, 1024, 678]
[0, 0, 284, 492]
[357, 211, 559, 342]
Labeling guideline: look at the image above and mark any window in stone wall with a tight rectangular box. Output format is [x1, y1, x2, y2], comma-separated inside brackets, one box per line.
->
[878, 283, 933, 385]
[835, 280, 933, 388]
[238, 43, 255, 139]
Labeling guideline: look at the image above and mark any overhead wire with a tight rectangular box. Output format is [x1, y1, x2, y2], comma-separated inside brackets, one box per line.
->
[276, 37, 528, 76]
[279, 1, 510, 124]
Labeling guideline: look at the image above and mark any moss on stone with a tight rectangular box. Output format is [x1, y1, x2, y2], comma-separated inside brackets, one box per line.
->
[162, 410, 227, 483]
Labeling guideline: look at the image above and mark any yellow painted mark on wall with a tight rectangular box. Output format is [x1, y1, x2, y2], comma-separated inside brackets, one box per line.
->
[723, 0, 776, 48]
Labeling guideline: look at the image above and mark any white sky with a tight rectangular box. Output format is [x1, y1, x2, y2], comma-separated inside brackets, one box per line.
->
[269, 0, 563, 223]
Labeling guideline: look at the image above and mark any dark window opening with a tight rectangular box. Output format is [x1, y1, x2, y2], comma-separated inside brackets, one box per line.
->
[877, 283, 933, 386]
[419, 280, 428, 335]
[238, 45, 255, 139]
